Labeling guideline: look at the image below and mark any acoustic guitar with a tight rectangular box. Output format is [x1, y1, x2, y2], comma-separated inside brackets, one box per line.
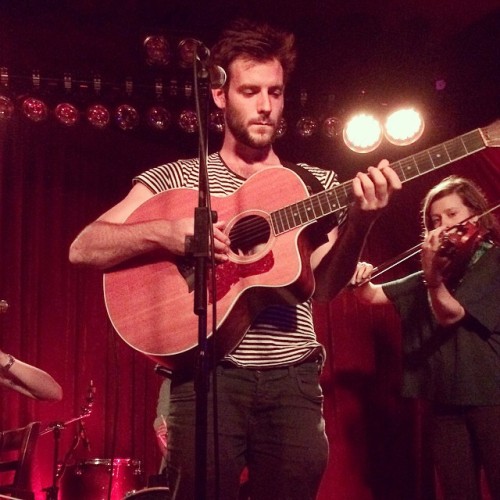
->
[103, 121, 500, 371]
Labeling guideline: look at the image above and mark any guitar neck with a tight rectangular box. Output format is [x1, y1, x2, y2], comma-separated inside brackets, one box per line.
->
[271, 127, 487, 235]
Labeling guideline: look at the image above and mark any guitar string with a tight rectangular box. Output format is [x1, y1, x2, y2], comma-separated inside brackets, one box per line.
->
[220, 127, 486, 250]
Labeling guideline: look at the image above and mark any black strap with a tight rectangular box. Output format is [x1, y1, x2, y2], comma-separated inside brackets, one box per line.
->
[281, 160, 325, 196]
[281, 160, 338, 243]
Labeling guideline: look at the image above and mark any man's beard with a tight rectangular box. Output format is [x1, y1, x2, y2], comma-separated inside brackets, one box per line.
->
[225, 105, 281, 149]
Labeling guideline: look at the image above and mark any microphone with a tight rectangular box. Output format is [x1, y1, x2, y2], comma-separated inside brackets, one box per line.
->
[193, 40, 227, 89]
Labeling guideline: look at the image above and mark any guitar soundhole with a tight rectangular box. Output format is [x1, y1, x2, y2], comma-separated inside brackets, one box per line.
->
[228, 214, 271, 257]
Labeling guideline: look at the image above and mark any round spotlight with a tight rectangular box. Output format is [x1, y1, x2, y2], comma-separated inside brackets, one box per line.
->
[295, 116, 318, 138]
[178, 109, 198, 133]
[143, 35, 171, 67]
[177, 38, 198, 69]
[146, 105, 172, 131]
[86, 104, 111, 129]
[343, 113, 383, 153]
[55, 102, 79, 126]
[0, 95, 15, 120]
[384, 108, 424, 146]
[21, 97, 49, 122]
[208, 109, 225, 134]
[322, 116, 342, 139]
[115, 104, 140, 131]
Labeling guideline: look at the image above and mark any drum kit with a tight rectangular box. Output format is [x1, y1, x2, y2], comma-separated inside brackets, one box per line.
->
[57, 458, 170, 499]
[39, 381, 170, 499]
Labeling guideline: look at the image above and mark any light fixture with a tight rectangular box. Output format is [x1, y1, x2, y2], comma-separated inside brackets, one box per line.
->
[295, 116, 318, 138]
[208, 109, 224, 134]
[275, 117, 287, 139]
[146, 105, 171, 131]
[0, 95, 14, 120]
[322, 116, 342, 139]
[343, 113, 383, 153]
[54, 73, 79, 126]
[178, 109, 198, 133]
[21, 71, 49, 122]
[177, 38, 198, 69]
[143, 35, 171, 67]
[146, 78, 171, 132]
[115, 103, 140, 131]
[114, 78, 140, 131]
[86, 75, 110, 129]
[87, 103, 110, 129]
[384, 107, 424, 146]
[0, 68, 15, 120]
[54, 102, 79, 126]
[22, 96, 49, 122]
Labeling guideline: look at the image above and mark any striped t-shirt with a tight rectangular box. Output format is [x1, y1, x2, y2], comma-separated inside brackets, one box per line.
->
[134, 152, 339, 368]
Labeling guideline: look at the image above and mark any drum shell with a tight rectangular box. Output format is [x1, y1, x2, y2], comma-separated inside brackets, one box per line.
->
[124, 486, 170, 499]
[60, 458, 144, 500]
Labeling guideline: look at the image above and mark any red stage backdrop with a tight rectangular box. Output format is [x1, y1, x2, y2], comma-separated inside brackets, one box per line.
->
[1, 115, 499, 499]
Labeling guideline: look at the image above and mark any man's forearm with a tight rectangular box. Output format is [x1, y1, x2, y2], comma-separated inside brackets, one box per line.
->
[313, 214, 376, 301]
[69, 219, 171, 270]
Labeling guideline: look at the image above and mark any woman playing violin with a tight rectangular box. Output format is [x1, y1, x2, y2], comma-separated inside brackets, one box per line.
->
[352, 175, 500, 500]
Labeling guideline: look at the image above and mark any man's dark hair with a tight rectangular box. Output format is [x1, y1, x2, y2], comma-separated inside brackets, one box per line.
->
[210, 18, 296, 86]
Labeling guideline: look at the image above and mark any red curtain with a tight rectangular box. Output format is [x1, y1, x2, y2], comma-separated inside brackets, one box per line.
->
[1, 114, 499, 499]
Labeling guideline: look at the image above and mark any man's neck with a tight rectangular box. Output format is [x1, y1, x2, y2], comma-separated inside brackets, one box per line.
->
[219, 143, 282, 179]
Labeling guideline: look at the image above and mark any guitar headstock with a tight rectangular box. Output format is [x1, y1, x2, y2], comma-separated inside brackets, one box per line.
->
[481, 120, 500, 147]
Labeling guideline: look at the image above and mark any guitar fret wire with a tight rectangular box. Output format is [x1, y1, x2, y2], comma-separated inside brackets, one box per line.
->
[238, 126, 489, 239]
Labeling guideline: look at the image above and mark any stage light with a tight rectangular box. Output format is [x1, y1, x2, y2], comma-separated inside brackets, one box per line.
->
[208, 109, 224, 134]
[177, 38, 198, 69]
[54, 102, 79, 126]
[146, 105, 171, 131]
[143, 35, 171, 67]
[0, 68, 15, 120]
[343, 113, 383, 153]
[384, 107, 424, 146]
[322, 116, 342, 139]
[86, 103, 110, 129]
[0, 95, 15, 120]
[178, 109, 198, 133]
[21, 96, 49, 122]
[295, 116, 318, 138]
[275, 117, 287, 139]
[115, 103, 140, 131]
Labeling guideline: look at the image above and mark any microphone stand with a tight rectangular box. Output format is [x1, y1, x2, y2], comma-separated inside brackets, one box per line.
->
[192, 48, 215, 500]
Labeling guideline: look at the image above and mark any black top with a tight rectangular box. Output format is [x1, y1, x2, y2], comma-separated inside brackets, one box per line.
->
[383, 244, 500, 405]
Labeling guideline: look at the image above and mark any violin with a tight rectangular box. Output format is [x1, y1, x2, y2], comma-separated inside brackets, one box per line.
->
[437, 220, 488, 285]
[352, 220, 489, 288]
[437, 220, 487, 259]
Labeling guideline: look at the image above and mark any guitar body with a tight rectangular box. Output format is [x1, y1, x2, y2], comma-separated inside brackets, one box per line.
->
[103, 168, 320, 371]
[103, 120, 500, 371]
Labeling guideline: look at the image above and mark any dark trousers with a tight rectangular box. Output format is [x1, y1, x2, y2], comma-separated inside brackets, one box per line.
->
[430, 404, 500, 500]
[165, 361, 329, 500]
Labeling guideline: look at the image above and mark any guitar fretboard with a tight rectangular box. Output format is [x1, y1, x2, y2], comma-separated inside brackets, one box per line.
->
[271, 127, 487, 235]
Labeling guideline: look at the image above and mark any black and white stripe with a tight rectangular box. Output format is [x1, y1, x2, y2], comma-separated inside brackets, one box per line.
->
[134, 152, 339, 368]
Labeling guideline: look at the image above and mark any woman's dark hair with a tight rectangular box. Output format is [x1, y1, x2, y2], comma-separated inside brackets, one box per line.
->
[210, 18, 296, 87]
[421, 175, 500, 243]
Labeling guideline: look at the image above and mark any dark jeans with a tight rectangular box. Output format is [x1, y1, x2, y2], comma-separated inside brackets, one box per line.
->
[165, 361, 329, 500]
[430, 404, 500, 500]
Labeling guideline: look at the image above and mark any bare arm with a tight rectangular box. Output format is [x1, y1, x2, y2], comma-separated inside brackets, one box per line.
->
[313, 160, 402, 301]
[0, 350, 63, 401]
[69, 182, 230, 270]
